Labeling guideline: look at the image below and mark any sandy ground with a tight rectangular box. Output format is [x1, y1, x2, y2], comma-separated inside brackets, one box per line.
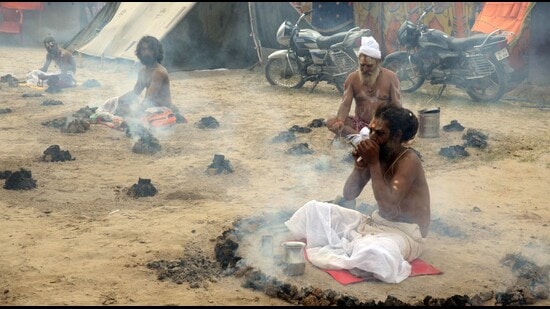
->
[0, 45, 549, 306]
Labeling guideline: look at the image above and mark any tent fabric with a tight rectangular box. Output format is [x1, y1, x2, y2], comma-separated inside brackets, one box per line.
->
[471, 2, 535, 73]
[471, 2, 535, 47]
[64, 2, 120, 52]
[311, 2, 355, 35]
[354, 2, 479, 57]
[68, 2, 308, 72]
[77, 2, 193, 61]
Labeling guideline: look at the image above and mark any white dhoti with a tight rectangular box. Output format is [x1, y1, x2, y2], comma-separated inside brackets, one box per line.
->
[284, 200, 426, 283]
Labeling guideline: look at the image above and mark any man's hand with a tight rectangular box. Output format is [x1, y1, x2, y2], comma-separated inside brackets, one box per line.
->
[331, 119, 344, 133]
[351, 148, 368, 169]
[356, 139, 379, 165]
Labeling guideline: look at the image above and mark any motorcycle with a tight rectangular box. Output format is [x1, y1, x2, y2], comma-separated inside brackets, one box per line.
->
[265, 10, 371, 94]
[382, 4, 511, 102]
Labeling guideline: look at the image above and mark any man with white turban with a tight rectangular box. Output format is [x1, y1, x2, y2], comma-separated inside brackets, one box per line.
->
[327, 36, 402, 137]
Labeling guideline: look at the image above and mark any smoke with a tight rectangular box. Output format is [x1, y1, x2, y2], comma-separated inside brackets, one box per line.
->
[2, 2, 547, 300]
[235, 211, 297, 278]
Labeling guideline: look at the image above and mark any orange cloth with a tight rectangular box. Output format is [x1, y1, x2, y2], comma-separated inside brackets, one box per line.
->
[0, 2, 44, 10]
[471, 2, 534, 47]
[323, 258, 442, 285]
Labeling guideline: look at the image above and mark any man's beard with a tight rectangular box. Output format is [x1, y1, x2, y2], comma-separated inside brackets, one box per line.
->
[359, 65, 380, 87]
[140, 55, 156, 66]
[47, 48, 59, 58]
[379, 141, 397, 162]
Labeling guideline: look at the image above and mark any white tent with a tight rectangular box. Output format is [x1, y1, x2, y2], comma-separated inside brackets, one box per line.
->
[77, 3, 193, 61]
[67, 2, 310, 71]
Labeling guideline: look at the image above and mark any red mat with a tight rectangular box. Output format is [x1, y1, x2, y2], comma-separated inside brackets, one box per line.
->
[322, 258, 442, 285]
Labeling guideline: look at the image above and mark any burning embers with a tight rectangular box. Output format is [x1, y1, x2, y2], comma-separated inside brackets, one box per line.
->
[2, 168, 37, 190]
[286, 143, 314, 155]
[42, 145, 75, 162]
[271, 120, 323, 154]
[127, 178, 157, 198]
[41, 106, 96, 133]
[206, 154, 233, 175]
[195, 116, 219, 129]
[0, 74, 19, 87]
[439, 122, 489, 159]
[1, 145, 76, 190]
[147, 242, 223, 288]
[127, 124, 162, 154]
[132, 133, 161, 155]
[146, 214, 550, 306]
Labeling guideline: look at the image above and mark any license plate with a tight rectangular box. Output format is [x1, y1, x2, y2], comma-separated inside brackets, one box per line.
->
[495, 48, 509, 61]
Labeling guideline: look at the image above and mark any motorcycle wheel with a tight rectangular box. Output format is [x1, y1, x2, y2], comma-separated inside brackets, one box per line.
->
[265, 57, 306, 89]
[382, 55, 424, 93]
[465, 57, 508, 102]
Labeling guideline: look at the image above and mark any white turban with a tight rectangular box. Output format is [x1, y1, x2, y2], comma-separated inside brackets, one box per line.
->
[359, 36, 381, 59]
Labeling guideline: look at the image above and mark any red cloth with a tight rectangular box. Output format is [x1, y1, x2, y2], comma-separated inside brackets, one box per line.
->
[1, 2, 44, 10]
[322, 258, 442, 285]
[0, 7, 22, 34]
[302, 247, 442, 285]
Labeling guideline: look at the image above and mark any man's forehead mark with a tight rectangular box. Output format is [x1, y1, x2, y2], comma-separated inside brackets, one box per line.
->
[369, 119, 387, 133]
[370, 119, 382, 127]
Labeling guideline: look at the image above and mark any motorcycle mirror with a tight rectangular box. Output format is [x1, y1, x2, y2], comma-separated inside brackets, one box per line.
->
[303, 10, 312, 16]
[426, 3, 434, 12]
[409, 6, 421, 19]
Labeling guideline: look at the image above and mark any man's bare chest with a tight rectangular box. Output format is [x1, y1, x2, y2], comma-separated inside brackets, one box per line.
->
[355, 85, 390, 102]
[140, 72, 154, 88]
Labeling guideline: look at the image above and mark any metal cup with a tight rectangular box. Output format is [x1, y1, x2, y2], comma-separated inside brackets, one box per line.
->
[281, 241, 306, 276]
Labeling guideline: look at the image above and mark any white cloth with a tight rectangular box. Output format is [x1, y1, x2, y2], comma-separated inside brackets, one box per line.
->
[284, 200, 426, 283]
[97, 97, 119, 114]
[347, 126, 371, 147]
[25, 69, 75, 87]
[25, 69, 50, 86]
[359, 36, 381, 59]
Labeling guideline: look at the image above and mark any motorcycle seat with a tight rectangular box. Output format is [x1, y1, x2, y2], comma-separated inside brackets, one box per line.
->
[448, 34, 505, 51]
[316, 32, 348, 50]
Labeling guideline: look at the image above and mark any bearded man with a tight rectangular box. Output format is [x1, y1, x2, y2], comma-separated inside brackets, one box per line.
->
[327, 36, 401, 137]
[116, 35, 185, 122]
[285, 104, 430, 283]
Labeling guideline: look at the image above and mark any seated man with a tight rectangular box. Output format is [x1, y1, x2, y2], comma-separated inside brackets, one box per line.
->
[114, 35, 185, 123]
[37, 36, 77, 89]
[326, 36, 401, 137]
[285, 104, 430, 283]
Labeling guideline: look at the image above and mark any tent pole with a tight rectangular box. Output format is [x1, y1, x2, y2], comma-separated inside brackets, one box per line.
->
[248, 2, 263, 68]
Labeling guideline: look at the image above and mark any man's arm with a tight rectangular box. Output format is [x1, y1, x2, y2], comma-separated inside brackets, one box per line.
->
[330, 73, 355, 133]
[119, 82, 142, 103]
[336, 74, 355, 122]
[65, 51, 77, 73]
[40, 56, 51, 72]
[343, 164, 371, 201]
[119, 89, 138, 103]
[119, 70, 146, 103]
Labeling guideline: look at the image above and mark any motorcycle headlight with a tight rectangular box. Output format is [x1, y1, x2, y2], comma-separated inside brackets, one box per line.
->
[397, 21, 418, 47]
[276, 21, 293, 47]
